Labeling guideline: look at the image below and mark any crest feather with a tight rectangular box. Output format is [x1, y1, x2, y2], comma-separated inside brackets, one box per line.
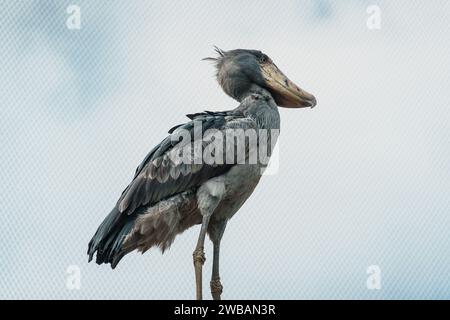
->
[202, 46, 225, 61]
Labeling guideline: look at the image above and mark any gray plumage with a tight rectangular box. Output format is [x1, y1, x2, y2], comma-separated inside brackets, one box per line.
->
[88, 48, 316, 299]
[88, 95, 278, 267]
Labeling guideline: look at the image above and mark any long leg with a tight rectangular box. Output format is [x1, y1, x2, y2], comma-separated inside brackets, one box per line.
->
[193, 180, 225, 300]
[193, 215, 211, 300]
[209, 220, 227, 300]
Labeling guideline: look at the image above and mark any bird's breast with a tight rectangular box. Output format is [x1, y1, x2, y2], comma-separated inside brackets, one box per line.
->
[211, 164, 263, 221]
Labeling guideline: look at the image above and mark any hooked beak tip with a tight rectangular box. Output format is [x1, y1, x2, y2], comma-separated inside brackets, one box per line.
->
[310, 96, 317, 108]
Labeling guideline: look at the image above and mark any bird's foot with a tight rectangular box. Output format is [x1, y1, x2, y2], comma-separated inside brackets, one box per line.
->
[210, 278, 223, 300]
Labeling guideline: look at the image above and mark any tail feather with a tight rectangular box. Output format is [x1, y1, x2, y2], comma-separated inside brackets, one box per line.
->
[88, 206, 135, 268]
[88, 190, 201, 268]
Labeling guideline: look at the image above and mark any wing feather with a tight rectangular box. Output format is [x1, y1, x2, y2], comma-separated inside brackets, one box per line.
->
[88, 110, 258, 266]
[117, 111, 256, 215]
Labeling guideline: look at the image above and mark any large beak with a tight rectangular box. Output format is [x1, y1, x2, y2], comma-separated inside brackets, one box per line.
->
[260, 62, 317, 108]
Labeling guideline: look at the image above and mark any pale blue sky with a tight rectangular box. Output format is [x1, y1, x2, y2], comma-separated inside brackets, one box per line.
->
[1, 1, 450, 299]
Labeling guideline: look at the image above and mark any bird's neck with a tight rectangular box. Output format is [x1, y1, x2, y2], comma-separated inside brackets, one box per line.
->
[234, 84, 280, 131]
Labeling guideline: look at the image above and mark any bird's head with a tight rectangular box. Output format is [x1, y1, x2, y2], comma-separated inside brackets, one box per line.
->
[204, 47, 316, 108]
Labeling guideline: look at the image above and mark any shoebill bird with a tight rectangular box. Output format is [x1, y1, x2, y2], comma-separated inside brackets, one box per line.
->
[87, 48, 317, 300]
